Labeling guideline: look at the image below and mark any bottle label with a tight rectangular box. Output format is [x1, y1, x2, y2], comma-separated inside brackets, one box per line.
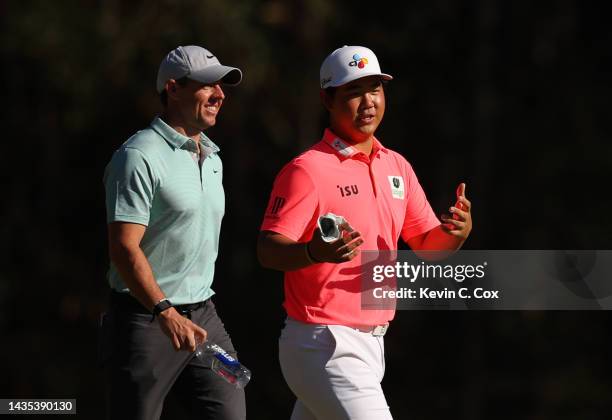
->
[209, 344, 240, 367]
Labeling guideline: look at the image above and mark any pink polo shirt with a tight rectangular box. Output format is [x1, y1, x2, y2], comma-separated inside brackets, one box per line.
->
[261, 129, 440, 326]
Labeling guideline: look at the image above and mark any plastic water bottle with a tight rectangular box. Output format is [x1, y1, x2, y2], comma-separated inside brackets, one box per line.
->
[195, 343, 251, 388]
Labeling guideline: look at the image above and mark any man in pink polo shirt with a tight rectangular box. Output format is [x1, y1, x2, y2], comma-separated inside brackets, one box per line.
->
[258, 46, 472, 420]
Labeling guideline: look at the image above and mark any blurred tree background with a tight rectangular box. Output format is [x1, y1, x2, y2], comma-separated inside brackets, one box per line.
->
[1, 0, 612, 419]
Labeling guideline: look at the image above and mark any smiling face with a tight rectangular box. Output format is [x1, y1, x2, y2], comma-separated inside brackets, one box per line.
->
[171, 78, 226, 132]
[322, 75, 385, 144]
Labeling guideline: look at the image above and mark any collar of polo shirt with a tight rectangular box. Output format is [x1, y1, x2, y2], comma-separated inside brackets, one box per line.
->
[322, 128, 388, 161]
[150, 116, 220, 155]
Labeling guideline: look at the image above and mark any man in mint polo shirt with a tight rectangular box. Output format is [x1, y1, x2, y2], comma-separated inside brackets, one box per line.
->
[101, 45, 245, 420]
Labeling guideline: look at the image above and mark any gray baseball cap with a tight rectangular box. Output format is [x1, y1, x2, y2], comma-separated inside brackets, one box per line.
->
[156, 45, 242, 93]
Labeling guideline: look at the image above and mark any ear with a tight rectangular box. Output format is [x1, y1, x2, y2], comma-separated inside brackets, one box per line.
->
[165, 79, 179, 101]
[320, 89, 333, 111]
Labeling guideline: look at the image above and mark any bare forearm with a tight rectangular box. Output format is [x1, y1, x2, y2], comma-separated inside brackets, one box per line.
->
[405, 226, 465, 261]
[257, 226, 364, 271]
[407, 182, 472, 257]
[257, 233, 312, 271]
[110, 244, 166, 311]
[419, 225, 465, 251]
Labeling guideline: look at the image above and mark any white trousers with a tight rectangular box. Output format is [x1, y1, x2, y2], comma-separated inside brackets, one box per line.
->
[279, 318, 393, 420]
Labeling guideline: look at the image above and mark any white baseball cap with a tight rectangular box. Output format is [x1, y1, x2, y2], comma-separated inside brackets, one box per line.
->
[156, 45, 242, 93]
[319, 45, 393, 89]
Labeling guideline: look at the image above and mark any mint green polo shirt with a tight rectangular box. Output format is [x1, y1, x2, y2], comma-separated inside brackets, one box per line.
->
[103, 116, 225, 304]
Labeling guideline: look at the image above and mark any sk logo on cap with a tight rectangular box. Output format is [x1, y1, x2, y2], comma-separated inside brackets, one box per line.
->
[349, 53, 369, 69]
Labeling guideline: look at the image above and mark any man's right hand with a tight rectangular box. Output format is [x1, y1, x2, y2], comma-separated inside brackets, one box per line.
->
[158, 307, 207, 352]
[308, 222, 364, 263]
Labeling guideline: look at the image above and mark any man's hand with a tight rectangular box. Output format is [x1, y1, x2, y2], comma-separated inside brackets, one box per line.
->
[308, 222, 364, 263]
[158, 307, 208, 352]
[440, 182, 472, 240]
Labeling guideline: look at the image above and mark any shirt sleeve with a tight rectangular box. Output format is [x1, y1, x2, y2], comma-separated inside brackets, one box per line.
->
[103, 147, 157, 226]
[260, 162, 318, 242]
[400, 160, 440, 241]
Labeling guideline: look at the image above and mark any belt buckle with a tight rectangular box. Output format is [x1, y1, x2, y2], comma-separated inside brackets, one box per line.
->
[372, 325, 388, 337]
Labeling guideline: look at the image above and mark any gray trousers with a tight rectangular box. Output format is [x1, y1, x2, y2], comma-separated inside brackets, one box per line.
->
[99, 294, 246, 420]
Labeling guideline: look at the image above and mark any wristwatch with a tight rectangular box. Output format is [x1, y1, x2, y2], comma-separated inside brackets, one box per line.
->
[151, 298, 173, 322]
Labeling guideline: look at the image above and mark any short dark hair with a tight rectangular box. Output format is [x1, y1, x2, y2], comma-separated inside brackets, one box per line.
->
[324, 87, 337, 98]
[159, 77, 189, 107]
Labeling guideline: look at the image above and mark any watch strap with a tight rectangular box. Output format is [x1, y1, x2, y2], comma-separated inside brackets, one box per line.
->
[151, 298, 173, 322]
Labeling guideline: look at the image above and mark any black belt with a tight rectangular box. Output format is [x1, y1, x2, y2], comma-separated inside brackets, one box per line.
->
[110, 290, 208, 316]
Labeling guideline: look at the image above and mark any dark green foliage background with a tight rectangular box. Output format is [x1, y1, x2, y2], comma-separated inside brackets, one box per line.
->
[1, 1, 611, 419]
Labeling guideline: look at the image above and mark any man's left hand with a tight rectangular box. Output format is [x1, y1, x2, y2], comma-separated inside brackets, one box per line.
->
[440, 182, 472, 240]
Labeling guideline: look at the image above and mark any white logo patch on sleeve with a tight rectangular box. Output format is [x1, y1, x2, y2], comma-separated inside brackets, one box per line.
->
[388, 176, 405, 199]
